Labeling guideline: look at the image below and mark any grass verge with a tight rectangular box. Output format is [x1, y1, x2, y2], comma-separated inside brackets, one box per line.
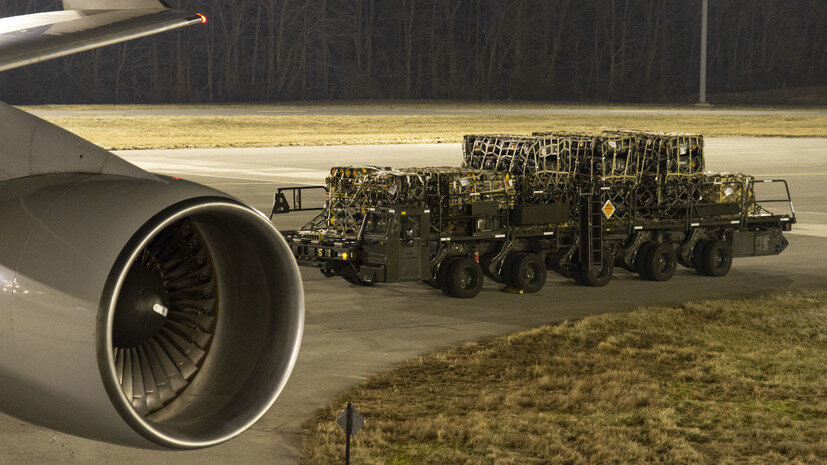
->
[302, 292, 826, 465]
[42, 113, 827, 150]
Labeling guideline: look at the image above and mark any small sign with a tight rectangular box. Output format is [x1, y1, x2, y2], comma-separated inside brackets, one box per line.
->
[336, 403, 365, 436]
[602, 200, 616, 219]
[337, 403, 364, 465]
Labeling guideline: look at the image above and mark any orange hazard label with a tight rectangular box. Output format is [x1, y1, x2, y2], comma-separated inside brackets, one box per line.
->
[602, 200, 615, 219]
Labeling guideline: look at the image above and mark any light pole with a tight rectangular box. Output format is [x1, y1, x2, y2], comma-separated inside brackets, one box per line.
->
[699, 0, 708, 104]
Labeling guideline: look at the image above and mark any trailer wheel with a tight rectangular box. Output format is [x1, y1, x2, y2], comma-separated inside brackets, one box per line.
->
[644, 243, 677, 282]
[693, 240, 711, 275]
[700, 240, 733, 277]
[437, 257, 456, 296]
[572, 266, 585, 285]
[510, 253, 547, 293]
[578, 253, 614, 287]
[501, 253, 522, 288]
[635, 242, 655, 280]
[445, 258, 484, 298]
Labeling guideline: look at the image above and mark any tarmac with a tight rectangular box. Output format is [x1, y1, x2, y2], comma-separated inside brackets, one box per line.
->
[0, 138, 825, 464]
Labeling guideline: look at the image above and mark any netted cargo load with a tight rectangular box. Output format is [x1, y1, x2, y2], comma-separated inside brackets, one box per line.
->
[653, 179, 702, 220]
[463, 134, 538, 174]
[526, 131, 642, 183]
[532, 132, 641, 182]
[620, 131, 705, 179]
[584, 131, 705, 222]
[305, 167, 516, 236]
[632, 173, 755, 222]
[593, 133, 641, 182]
[597, 181, 637, 224]
[696, 172, 757, 218]
[319, 166, 392, 234]
[464, 133, 587, 180]
[463, 133, 583, 205]
[467, 132, 643, 182]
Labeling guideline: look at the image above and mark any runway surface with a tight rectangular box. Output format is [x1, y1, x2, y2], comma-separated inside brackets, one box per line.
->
[28, 107, 827, 118]
[1, 138, 825, 464]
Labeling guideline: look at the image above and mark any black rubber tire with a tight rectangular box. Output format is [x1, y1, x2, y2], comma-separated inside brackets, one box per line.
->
[572, 264, 585, 285]
[693, 240, 711, 276]
[701, 240, 733, 277]
[437, 257, 456, 296]
[445, 258, 484, 298]
[635, 242, 655, 280]
[644, 243, 677, 282]
[578, 253, 614, 287]
[509, 253, 547, 293]
[501, 253, 523, 288]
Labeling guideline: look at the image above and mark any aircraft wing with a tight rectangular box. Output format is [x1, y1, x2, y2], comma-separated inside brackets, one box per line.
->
[0, 2, 204, 72]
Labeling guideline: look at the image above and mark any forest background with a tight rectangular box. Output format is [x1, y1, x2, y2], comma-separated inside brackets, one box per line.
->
[0, 0, 824, 104]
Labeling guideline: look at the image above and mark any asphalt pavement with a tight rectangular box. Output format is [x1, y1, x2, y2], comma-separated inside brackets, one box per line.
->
[1, 138, 825, 465]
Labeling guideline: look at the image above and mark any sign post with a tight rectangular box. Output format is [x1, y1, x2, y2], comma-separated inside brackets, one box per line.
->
[336, 403, 365, 465]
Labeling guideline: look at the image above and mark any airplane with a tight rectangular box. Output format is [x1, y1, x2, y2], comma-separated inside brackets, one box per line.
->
[0, 1, 304, 450]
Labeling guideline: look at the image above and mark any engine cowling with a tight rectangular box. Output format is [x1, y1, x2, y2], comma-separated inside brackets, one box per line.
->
[0, 172, 304, 449]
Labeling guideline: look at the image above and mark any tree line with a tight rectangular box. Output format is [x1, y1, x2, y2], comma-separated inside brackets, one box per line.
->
[0, 0, 824, 104]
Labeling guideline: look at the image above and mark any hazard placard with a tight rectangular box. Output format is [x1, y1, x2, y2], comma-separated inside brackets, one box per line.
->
[602, 200, 615, 219]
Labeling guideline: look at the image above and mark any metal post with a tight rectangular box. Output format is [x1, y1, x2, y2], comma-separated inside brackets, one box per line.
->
[336, 402, 363, 465]
[345, 429, 351, 465]
[699, 0, 708, 104]
[345, 403, 352, 465]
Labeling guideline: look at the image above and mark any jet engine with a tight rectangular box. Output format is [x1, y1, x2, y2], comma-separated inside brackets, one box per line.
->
[0, 104, 304, 449]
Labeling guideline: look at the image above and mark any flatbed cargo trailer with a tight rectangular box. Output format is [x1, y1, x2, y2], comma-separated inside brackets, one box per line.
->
[271, 132, 795, 298]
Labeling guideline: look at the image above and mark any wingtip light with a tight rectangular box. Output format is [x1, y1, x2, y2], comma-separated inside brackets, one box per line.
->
[197, 13, 207, 24]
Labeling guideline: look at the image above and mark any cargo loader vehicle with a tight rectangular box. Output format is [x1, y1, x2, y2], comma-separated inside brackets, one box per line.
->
[271, 132, 794, 298]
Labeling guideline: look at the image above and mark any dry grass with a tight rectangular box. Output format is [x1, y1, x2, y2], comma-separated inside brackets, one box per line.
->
[41, 113, 827, 150]
[302, 292, 827, 465]
[23, 101, 824, 111]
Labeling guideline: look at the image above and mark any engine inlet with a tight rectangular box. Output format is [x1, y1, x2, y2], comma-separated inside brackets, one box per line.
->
[112, 218, 217, 416]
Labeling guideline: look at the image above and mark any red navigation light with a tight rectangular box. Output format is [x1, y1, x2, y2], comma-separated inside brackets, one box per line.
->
[196, 13, 207, 24]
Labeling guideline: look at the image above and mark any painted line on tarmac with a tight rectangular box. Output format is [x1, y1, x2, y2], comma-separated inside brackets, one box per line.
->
[753, 173, 827, 177]
[788, 223, 827, 238]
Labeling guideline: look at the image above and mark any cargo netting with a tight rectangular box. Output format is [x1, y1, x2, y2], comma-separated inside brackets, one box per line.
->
[303, 167, 516, 236]
[301, 131, 760, 238]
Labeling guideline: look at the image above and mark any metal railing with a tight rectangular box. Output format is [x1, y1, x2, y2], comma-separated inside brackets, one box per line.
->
[751, 179, 795, 219]
[270, 186, 327, 218]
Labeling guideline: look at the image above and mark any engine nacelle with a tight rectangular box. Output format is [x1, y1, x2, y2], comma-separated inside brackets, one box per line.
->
[0, 173, 304, 449]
